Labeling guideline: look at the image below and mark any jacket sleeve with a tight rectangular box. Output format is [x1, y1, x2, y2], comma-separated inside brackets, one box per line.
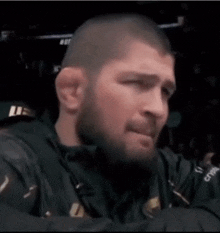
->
[153, 148, 220, 231]
[159, 147, 220, 207]
[0, 198, 155, 232]
[146, 206, 220, 232]
[0, 200, 153, 232]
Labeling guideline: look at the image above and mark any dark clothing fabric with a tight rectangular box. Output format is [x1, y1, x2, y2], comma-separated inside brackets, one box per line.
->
[0, 118, 220, 231]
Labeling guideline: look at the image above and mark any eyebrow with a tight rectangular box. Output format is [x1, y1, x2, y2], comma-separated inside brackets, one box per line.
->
[133, 72, 177, 92]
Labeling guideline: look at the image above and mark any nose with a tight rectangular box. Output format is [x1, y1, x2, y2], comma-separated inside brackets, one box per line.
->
[141, 89, 168, 119]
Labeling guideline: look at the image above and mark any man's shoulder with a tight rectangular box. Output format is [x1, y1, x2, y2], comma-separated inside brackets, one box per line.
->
[157, 147, 201, 185]
[0, 117, 58, 159]
[158, 147, 191, 167]
[0, 117, 55, 139]
[0, 117, 60, 171]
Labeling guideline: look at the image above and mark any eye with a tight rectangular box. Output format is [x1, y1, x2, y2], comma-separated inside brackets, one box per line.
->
[123, 79, 145, 87]
[119, 74, 156, 90]
[129, 80, 144, 85]
[162, 87, 173, 99]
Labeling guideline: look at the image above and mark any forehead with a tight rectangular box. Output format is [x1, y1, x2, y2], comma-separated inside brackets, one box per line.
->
[123, 40, 175, 77]
[98, 40, 175, 83]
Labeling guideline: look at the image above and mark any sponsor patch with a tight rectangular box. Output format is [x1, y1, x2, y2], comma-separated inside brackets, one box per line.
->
[8, 105, 34, 117]
[204, 167, 220, 182]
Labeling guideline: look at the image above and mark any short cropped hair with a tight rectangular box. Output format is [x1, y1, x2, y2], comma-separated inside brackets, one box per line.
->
[61, 13, 172, 76]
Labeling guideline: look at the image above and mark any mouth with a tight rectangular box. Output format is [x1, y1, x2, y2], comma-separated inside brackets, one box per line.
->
[132, 130, 155, 139]
[130, 130, 155, 149]
[130, 126, 156, 139]
[126, 120, 157, 141]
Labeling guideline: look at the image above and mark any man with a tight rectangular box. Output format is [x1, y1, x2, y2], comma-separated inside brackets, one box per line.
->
[1, 13, 220, 231]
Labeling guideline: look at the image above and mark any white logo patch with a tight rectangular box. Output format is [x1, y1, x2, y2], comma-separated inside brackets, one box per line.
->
[9, 106, 34, 117]
[195, 166, 204, 174]
[204, 167, 220, 182]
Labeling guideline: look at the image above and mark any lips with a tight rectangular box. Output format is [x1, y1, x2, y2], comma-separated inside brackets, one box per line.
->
[127, 122, 156, 139]
[133, 128, 156, 139]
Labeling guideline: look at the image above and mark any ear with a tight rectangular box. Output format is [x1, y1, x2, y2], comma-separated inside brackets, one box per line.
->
[55, 67, 87, 112]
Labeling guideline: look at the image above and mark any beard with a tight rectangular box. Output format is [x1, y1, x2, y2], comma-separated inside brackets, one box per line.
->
[75, 89, 159, 188]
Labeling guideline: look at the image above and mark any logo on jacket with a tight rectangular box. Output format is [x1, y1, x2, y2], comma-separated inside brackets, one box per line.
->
[9, 105, 34, 117]
[194, 166, 204, 174]
[69, 203, 87, 218]
[142, 196, 161, 218]
[204, 167, 220, 182]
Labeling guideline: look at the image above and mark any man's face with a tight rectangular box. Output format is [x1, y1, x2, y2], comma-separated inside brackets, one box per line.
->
[76, 40, 175, 171]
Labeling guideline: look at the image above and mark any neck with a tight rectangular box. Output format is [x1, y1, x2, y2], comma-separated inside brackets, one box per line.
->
[55, 113, 81, 147]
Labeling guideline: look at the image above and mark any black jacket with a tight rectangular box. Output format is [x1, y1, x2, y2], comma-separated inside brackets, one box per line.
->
[0, 117, 220, 231]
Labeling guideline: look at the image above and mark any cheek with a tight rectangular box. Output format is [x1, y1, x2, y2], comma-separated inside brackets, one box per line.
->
[165, 104, 169, 122]
[96, 85, 135, 133]
[158, 105, 169, 129]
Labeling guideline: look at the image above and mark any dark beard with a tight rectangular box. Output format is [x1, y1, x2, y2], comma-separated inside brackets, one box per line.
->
[76, 90, 159, 190]
[95, 145, 159, 193]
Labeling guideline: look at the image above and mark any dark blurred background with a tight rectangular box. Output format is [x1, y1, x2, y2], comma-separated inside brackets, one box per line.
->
[1, 1, 220, 163]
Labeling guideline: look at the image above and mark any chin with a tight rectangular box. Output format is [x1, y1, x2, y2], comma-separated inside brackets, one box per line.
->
[126, 144, 156, 160]
[116, 145, 158, 170]
[95, 139, 159, 185]
[106, 148, 159, 187]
